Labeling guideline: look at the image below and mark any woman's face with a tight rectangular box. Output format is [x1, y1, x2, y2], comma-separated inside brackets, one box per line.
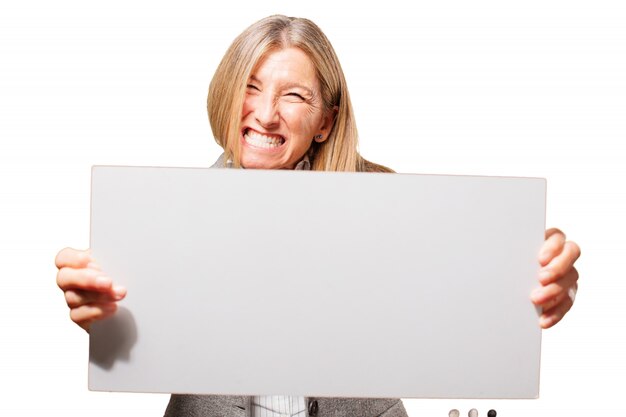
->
[240, 47, 333, 169]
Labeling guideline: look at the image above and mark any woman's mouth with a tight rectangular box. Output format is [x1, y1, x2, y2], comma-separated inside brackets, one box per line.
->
[243, 129, 285, 149]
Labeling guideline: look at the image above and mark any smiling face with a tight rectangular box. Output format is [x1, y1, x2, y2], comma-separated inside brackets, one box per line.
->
[240, 47, 333, 169]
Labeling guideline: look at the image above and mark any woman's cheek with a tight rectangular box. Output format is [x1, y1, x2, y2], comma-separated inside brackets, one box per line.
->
[280, 104, 297, 120]
[241, 95, 256, 117]
[282, 105, 314, 131]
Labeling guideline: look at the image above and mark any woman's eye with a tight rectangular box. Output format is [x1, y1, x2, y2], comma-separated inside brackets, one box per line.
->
[246, 84, 260, 91]
[286, 92, 305, 100]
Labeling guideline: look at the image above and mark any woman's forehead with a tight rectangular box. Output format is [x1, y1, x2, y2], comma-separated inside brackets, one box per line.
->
[251, 48, 319, 90]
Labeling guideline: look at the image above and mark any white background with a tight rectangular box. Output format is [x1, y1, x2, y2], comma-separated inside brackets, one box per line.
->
[1, 1, 624, 416]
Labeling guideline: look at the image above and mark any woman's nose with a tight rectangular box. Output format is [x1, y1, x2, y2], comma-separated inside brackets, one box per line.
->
[254, 93, 280, 129]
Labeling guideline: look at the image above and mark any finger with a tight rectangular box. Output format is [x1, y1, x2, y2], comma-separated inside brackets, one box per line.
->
[539, 294, 575, 329]
[538, 228, 566, 266]
[70, 302, 118, 331]
[64, 287, 127, 308]
[535, 281, 577, 311]
[538, 241, 581, 285]
[534, 288, 567, 312]
[56, 267, 113, 292]
[531, 268, 579, 306]
[55, 247, 93, 269]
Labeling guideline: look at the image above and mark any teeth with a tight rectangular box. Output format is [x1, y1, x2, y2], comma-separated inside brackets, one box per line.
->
[244, 130, 284, 149]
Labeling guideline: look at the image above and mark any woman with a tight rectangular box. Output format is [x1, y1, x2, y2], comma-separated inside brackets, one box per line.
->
[55, 15, 581, 417]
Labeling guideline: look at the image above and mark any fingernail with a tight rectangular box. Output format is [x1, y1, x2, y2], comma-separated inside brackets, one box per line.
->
[531, 288, 544, 302]
[95, 276, 112, 288]
[87, 262, 102, 270]
[539, 268, 552, 281]
[113, 285, 127, 299]
[540, 315, 554, 328]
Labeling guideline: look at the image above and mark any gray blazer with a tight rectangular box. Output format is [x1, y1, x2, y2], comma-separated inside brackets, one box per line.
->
[164, 395, 408, 417]
[163, 155, 408, 417]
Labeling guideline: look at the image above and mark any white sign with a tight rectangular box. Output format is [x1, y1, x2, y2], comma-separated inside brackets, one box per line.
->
[89, 166, 545, 398]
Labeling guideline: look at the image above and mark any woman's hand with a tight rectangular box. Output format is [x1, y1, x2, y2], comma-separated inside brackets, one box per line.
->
[531, 228, 581, 329]
[55, 247, 127, 332]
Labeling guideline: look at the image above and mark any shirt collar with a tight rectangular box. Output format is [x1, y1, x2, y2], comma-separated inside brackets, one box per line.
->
[212, 153, 311, 171]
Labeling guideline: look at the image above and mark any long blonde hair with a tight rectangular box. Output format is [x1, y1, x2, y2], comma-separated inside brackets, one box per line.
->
[207, 15, 392, 173]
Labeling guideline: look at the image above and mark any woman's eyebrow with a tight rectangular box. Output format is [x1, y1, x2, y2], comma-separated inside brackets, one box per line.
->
[281, 82, 315, 96]
[248, 75, 262, 84]
[248, 75, 314, 96]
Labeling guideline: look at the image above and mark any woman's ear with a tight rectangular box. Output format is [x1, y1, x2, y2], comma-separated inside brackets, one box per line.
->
[316, 105, 339, 142]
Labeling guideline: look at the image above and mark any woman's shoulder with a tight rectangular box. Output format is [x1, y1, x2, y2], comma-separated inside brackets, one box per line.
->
[360, 157, 395, 173]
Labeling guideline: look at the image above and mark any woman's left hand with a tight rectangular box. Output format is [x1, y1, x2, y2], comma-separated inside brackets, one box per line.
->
[531, 228, 581, 329]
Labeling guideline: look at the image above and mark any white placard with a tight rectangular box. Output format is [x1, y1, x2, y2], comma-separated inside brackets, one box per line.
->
[89, 166, 545, 398]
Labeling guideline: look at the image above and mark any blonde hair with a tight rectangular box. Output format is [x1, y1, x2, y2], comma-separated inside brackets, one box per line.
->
[207, 15, 393, 173]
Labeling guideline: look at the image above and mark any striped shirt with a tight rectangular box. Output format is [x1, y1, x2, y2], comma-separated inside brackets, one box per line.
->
[252, 396, 307, 417]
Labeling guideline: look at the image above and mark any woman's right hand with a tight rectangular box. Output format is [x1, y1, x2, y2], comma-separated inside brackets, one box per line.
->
[55, 247, 127, 332]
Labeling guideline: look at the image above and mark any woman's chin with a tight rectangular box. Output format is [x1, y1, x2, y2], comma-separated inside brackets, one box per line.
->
[240, 155, 282, 170]
[240, 143, 302, 170]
